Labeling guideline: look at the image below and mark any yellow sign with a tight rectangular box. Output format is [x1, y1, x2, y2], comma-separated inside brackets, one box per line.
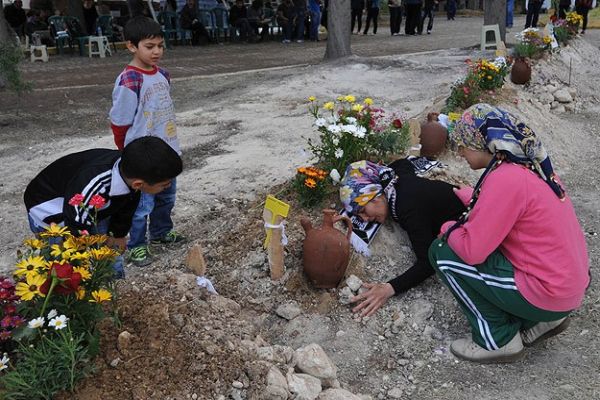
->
[263, 195, 290, 248]
[448, 112, 462, 122]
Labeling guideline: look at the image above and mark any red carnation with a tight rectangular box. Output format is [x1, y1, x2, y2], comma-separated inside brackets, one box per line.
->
[40, 262, 82, 295]
[68, 193, 85, 207]
[392, 119, 403, 129]
[89, 194, 106, 209]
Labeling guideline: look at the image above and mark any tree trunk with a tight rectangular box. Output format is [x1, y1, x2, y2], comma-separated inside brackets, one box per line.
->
[484, 0, 506, 43]
[324, 0, 352, 61]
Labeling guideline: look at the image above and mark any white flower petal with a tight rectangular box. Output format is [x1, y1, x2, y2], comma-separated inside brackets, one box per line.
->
[28, 317, 45, 329]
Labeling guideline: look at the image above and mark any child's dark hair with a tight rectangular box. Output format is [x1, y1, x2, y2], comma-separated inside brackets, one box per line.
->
[123, 16, 163, 46]
[121, 137, 183, 184]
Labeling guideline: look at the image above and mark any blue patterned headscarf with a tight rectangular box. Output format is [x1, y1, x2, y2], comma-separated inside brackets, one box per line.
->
[340, 160, 396, 214]
[450, 103, 564, 199]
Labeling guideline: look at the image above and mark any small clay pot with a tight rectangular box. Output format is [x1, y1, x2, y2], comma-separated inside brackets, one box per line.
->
[419, 121, 448, 159]
[510, 57, 532, 85]
[301, 209, 352, 289]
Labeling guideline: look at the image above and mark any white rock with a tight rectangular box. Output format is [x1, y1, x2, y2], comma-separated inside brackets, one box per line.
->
[554, 105, 566, 113]
[276, 301, 302, 321]
[268, 366, 289, 388]
[539, 92, 554, 104]
[551, 101, 559, 109]
[553, 89, 573, 103]
[265, 385, 289, 400]
[295, 343, 337, 379]
[287, 372, 322, 400]
[339, 286, 354, 305]
[567, 87, 577, 98]
[109, 357, 121, 368]
[545, 84, 558, 93]
[346, 275, 363, 292]
[318, 389, 363, 400]
[232, 381, 244, 389]
[387, 388, 403, 399]
[266, 366, 290, 399]
[565, 102, 575, 112]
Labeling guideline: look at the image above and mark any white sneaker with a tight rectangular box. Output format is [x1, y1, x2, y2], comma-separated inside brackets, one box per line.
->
[450, 333, 524, 363]
[282, 39, 290, 44]
[296, 39, 304, 43]
[521, 317, 570, 347]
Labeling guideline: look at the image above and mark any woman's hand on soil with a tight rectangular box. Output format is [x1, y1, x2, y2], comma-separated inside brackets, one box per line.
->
[350, 282, 395, 317]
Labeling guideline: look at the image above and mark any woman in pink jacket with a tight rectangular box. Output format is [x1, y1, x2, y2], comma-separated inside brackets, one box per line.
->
[429, 103, 589, 363]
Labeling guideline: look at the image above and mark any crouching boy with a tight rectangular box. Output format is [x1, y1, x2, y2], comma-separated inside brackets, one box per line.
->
[24, 136, 183, 278]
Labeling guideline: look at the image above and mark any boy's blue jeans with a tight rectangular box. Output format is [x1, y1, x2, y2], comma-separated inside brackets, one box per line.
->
[127, 178, 177, 249]
[28, 215, 125, 279]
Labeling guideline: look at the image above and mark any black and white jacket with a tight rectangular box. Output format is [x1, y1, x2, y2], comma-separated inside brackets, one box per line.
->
[24, 149, 140, 238]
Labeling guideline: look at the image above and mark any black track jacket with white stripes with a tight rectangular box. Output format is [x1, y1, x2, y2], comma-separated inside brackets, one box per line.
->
[24, 149, 140, 238]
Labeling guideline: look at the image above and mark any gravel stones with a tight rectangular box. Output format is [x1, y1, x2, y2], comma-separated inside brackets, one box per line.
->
[276, 301, 302, 320]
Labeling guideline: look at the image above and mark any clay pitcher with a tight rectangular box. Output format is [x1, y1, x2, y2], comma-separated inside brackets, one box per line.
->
[419, 120, 448, 159]
[510, 57, 531, 85]
[301, 209, 352, 289]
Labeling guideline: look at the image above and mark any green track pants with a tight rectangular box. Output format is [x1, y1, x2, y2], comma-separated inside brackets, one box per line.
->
[429, 238, 569, 350]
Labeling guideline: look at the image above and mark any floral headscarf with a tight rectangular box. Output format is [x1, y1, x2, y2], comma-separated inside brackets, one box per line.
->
[449, 103, 564, 199]
[340, 160, 397, 214]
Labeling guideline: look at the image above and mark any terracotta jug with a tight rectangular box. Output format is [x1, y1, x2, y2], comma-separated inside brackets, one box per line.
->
[510, 57, 531, 85]
[301, 209, 352, 289]
[420, 120, 448, 159]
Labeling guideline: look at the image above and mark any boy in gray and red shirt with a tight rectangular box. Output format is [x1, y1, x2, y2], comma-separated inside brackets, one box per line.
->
[109, 16, 185, 266]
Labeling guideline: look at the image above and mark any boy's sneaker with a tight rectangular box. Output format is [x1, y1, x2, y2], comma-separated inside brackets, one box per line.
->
[151, 230, 186, 245]
[127, 245, 153, 267]
[521, 317, 570, 347]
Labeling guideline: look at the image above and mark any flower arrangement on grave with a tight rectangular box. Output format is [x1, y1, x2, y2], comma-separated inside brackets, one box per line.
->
[0, 193, 119, 398]
[566, 11, 583, 29]
[293, 166, 330, 208]
[469, 57, 510, 91]
[306, 96, 411, 174]
[514, 28, 553, 58]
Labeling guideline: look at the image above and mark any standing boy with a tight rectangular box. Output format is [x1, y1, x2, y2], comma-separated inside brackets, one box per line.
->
[110, 16, 184, 266]
[24, 137, 183, 277]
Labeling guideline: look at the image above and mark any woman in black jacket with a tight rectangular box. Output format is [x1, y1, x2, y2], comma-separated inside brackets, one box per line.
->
[340, 159, 466, 317]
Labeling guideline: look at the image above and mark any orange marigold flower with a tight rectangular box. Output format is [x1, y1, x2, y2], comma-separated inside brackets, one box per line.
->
[304, 178, 317, 189]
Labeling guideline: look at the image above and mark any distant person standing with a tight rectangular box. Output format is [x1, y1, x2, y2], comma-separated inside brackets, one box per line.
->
[388, 0, 402, 36]
[506, 0, 514, 28]
[558, 0, 571, 19]
[4, 0, 26, 37]
[277, 0, 295, 43]
[575, 0, 592, 34]
[524, 0, 543, 28]
[350, 0, 365, 34]
[404, 0, 421, 35]
[308, 0, 321, 41]
[82, 0, 99, 35]
[293, 0, 307, 42]
[446, 0, 456, 20]
[363, 0, 380, 34]
[419, 0, 437, 34]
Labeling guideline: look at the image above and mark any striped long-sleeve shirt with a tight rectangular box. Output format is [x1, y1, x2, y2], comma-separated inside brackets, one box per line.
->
[24, 149, 140, 238]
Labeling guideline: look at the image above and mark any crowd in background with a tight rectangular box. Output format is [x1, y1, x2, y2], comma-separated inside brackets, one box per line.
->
[3, 0, 598, 48]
